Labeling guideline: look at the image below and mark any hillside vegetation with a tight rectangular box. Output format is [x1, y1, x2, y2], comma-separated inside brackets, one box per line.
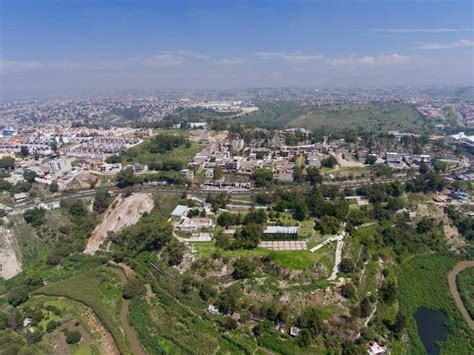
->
[235, 102, 429, 133]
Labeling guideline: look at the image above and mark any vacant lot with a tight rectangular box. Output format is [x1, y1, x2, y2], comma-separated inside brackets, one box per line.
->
[119, 130, 203, 167]
[237, 101, 429, 133]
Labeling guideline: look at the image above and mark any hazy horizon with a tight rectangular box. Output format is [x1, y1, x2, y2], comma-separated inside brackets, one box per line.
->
[1, 0, 473, 98]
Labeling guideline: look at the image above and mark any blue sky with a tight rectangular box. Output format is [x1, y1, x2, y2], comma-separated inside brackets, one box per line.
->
[0, 0, 473, 95]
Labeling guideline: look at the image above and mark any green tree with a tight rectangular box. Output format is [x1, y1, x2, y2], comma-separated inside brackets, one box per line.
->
[297, 307, 325, 336]
[293, 196, 308, 221]
[49, 181, 59, 193]
[293, 165, 305, 183]
[23, 169, 38, 183]
[341, 283, 356, 300]
[216, 284, 242, 314]
[339, 258, 354, 273]
[115, 167, 136, 188]
[123, 278, 145, 299]
[166, 239, 184, 266]
[359, 297, 372, 318]
[46, 320, 58, 333]
[306, 166, 323, 185]
[64, 329, 81, 344]
[255, 192, 272, 205]
[0, 156, 15, 170]
[416, 217, 434, 234]
[105, 155, 121, 164]
[321, 155, 337, 168]
[23, 208, 46, 227]
[19, 146, 29, 157]
[316, 215, 340, 235]
[7, 286, 29, 306]
[433, 160, 448, 173]
[232, 257, 256, 279]
[365, 155, 377, 165]
[234, 223, 263, 249]
[251, 168, 273, 188]
[93, 190, 112, 213]
[419, 163, 429, 175]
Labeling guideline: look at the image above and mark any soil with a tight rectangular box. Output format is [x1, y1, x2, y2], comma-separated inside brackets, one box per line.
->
[0, 224, 22, 279]
[106, 266, 146, 355]
[84, 193, 154, 254]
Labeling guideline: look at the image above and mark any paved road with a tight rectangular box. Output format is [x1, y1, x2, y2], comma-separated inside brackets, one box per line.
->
[448, 260, 474, 330]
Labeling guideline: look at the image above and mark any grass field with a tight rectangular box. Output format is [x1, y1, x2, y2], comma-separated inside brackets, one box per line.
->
[457, 266, 474, 319]
[235, 101, 429, 133]
[33, 268, 129, 354]
[191, 242, 332, 270]
[399, 254, 474, 355]
[120, 140, 203, 167]
[118, 129, 203, 167]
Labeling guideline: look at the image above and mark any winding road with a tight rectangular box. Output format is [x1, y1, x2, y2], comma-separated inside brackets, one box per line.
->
[448, 260, 474, 330]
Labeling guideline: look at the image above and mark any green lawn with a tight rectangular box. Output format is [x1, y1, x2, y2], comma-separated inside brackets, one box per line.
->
[73, 344, 93, 355]
[191, 242, 331, 270]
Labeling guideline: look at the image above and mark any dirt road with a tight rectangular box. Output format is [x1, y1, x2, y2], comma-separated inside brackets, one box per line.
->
[107, 267, 146, 355]
[448, 260, 474, 330]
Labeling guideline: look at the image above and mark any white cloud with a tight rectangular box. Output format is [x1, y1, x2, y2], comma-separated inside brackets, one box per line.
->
[326, 53, 410, 66]
[364, 28, 473, 33]
[256, 51, 323, 64]
[0, 59, 43, 74]
[143, 54, 185, 67]
[163, 50, 209, 60]
[417, 39, 474, 50]
[216, 57, 248, 64]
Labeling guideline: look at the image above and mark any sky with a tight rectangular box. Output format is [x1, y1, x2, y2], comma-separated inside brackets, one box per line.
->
[0, 0, 473, 97]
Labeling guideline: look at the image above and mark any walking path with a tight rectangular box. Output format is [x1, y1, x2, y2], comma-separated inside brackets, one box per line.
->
[448, 260, 474, 330]
[309, 235, 342, 253]
[328, 223, 347, 281]
[107, 267, 146, 355]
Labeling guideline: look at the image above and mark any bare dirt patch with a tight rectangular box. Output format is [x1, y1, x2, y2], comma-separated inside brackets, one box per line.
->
[63, 171, 101, 190]
[0, 224, 22, 279]
[85, 193, 154, 254]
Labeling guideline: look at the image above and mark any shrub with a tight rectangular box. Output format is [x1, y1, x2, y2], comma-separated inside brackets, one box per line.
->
[232, 257, 256, 279]
[123, 278, 145, 299]
[23, 208, 46, 227]
[7, 286, 29, 306]
[64, 329, 81, 344]
[46, 320, 58, 333]
[49, 181, 59, 193]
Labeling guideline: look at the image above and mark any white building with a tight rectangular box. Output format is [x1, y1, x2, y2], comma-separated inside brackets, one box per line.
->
[170, 205, 189, 220]
[446, 132, 474, 148]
